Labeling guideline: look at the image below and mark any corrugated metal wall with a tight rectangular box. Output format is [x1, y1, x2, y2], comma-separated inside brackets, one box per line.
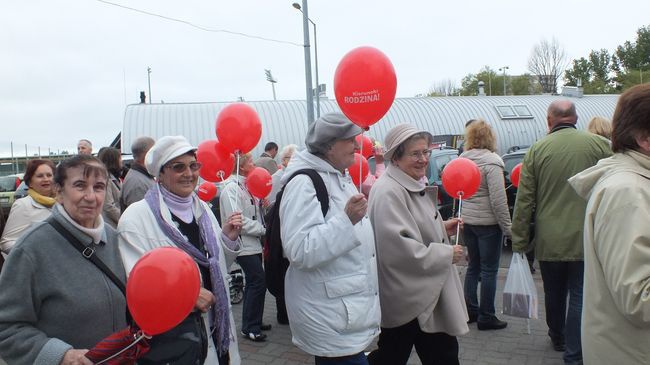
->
[122, 95, 618, 157]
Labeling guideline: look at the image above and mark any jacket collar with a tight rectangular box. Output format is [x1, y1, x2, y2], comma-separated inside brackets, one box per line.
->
[131, 163, 154, 179]
[549, 122, 577, 134]
[385, 163, 425, 193]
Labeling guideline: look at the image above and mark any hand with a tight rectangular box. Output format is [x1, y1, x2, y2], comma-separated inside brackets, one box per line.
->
[195, 288, 216, 313]
[222, 212, 243, 241]
[443, 218, 463, 236]
[345, 194, 368, 225]
[452, 245, 464, 264]
[61, 349, 93, 365]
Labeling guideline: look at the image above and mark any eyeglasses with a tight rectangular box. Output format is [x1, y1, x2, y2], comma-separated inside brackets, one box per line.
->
[406, 149, 433, 161]
[165, 161, 202, 173]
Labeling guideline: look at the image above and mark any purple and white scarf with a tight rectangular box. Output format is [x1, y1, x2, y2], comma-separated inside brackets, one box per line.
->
[144, 184, 230, 355]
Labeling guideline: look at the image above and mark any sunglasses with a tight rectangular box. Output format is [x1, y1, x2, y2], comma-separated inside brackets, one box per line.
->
[165, 161, 202, 173]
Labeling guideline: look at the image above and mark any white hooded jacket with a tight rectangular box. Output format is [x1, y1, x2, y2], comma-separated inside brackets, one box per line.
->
[278, 149, 380, 357]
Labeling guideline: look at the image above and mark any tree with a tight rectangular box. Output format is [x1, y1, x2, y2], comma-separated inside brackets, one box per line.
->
[612, 25, 650, 90]
[427, 79, 460, 96]
[460, 66, 540, 96]
[527, 37, 568, 93]
[564, 49, 614, 94]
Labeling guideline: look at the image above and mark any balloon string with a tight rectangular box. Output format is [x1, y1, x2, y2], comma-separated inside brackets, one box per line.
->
[358, 131, 364, 192]
[235, 151, 240, 211]
[94, 332, 150, 365]
[455, 194, 463, 246]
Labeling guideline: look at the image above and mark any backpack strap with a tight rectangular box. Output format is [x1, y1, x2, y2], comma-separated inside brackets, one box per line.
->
[284, 169, 329, 217]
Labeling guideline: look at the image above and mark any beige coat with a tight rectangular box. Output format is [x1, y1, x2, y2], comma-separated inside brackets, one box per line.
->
[569, 151, 650, 365]
[368, 164, 469, 335]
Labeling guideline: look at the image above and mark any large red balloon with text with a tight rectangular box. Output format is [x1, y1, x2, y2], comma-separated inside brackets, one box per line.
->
[127, 247, 200, 335]
[510, 163, 522, 188]
[441, 157, 481, 199]
[355, 134, 374, 160]
[197, 181, 217, 202]
[215, 103, 262, 154]
[334, 46, 397, 128]
[246, 167, 273, 199]
[349, 153, 370, 186]
[197, 140, 234, 182]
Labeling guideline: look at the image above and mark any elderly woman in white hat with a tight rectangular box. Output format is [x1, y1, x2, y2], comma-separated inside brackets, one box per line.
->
[118, 135, 243, 365]
[367, 123, 468, 365]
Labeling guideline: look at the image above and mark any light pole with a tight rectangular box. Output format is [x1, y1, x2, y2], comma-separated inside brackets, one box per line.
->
[499, 66, 509, 95]
[293, 1, 315, 123]
[147, 67, 152, 103]
[265, 69, 278, 100]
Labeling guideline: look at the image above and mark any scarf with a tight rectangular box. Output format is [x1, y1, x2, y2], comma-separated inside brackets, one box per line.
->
[28, 188, 56, 208]
[159, 185, 193, 223]
[54, 204, 105, 244]
[144, 185, 230, 355]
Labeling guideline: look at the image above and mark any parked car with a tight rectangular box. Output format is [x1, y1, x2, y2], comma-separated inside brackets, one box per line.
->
[502, 146, 529, 216]
[426, 147, 459, 220]
[0, 174, 24, 217]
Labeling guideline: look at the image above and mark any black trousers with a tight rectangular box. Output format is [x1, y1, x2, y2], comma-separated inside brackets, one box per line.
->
[367, 319, 459, 365]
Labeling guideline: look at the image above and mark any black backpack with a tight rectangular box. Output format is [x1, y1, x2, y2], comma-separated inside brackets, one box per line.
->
[264, 169, 329, 297]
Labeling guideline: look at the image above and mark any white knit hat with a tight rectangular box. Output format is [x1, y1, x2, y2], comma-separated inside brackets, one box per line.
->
[145, 136, 197, 178]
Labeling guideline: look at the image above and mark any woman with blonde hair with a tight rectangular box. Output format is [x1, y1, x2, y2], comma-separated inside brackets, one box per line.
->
[220, 153, 269, 341]
[460, 119, 511, 330]
[587, 116, 612, 140]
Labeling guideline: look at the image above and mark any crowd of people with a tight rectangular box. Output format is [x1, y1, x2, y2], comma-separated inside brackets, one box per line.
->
[0, 85, 649, 365]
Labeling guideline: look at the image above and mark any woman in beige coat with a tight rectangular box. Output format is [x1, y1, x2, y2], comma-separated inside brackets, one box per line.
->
[367, 123, 468, 365]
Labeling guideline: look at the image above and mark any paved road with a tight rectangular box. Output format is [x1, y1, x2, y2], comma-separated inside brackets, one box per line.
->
[236, 255, 564, 365]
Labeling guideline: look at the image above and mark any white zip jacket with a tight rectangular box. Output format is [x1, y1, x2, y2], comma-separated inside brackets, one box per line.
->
[278, 150, 380, 357]
[117, 188, 241, 365]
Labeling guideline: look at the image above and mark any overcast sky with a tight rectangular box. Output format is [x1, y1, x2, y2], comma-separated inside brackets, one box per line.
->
[2, 0, 649, 157]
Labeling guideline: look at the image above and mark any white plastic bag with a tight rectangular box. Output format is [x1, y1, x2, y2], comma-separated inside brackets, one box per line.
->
[502, 253, 538, 319]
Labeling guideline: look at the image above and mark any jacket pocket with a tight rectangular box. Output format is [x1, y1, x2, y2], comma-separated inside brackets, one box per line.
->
[324, 274, 375, 332]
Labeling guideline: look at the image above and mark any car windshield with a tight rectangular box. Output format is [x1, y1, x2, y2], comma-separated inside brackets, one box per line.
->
[0, 176, 17, 193]
[428, 153, 457, 183]
[504, 154, 525, 176]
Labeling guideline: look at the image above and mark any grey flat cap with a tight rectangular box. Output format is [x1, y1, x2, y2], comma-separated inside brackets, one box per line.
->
[305, 113, 363, 154]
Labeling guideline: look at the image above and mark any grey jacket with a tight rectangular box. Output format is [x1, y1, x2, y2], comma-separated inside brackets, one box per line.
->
[121, 164, 155, 211]
[459, 149, 512, 237]
[0, 205, 127, 365]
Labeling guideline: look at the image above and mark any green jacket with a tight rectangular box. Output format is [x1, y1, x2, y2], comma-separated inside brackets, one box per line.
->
[511, 126, 612, 261]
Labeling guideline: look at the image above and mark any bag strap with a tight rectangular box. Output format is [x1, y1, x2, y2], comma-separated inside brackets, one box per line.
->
[284, 169, 329, 217]
[46, 217, 126, 295]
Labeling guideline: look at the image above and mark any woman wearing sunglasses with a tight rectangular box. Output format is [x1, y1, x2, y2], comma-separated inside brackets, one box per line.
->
[118, 135, 243, 364]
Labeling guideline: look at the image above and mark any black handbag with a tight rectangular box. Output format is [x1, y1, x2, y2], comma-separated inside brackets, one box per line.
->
[47, 217, 208, 365]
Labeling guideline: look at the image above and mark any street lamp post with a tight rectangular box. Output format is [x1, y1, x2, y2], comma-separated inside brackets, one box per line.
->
[499, 66, 509, 95]
[293, 2, 320, 120]
[293, 1, 314, 124]
[147, 67, 152, 103]
[265, 69, 278, 100]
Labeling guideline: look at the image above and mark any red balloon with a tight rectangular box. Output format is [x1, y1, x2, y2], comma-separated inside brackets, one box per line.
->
[197, 140, 234, 182]
[246, 167, 273, 199]
[355, 134, 374, 160]
[127, 247, 200, 335]
[334, 46, 397, 128]
[197, 181, 217, 202]
[441, 157, 481, 199]
[215, 103, 262, 154]
[511, 163, 523, 188]
[348, 153, 370, 187]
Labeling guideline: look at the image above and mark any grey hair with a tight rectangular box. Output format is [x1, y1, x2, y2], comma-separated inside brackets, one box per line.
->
[131, 136, 155, 161]
[279, 144, 298, 161]
[391, 132, 433, 162]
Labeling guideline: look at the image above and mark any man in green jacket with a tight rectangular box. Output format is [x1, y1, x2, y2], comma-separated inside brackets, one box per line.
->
[511, 100, 612, 365]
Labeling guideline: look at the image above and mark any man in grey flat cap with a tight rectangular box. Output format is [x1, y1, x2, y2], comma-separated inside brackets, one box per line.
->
[277, 113, 380, 364]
